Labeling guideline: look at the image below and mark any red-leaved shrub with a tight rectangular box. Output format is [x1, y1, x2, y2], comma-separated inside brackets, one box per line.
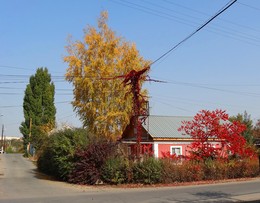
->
[68, 141, 117, 185]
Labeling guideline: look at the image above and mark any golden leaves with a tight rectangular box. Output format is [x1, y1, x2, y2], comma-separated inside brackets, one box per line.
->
[64, 11, 150, 140]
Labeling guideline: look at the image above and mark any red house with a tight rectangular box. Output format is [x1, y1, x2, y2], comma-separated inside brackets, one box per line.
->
[121, 115, 222, 158]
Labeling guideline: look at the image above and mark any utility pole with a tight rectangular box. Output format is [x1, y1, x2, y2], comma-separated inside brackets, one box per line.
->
[3, 134, 6, 152]
[27, 118, 32, 155]
[1, 124, 4, 152]
[120, 67, 160, 161]
[104, 67, 161, 161]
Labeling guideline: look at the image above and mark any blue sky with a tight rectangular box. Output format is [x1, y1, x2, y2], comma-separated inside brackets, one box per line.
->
[1, 0, 260, 137]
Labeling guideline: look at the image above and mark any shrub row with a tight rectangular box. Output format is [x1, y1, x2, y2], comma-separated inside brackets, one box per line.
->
[100, 157, 259, 185]
[37, 131, 259, 185]
[161, 158, 259, 183]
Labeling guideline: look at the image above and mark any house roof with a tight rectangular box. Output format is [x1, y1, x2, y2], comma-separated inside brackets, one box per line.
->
[142, 115, 193, 139]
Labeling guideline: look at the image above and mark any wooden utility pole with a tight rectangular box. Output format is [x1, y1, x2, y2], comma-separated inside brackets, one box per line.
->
[27, 118, 32, 155]
[1, 124, 4, 152]
[122, 67, 149, 161]
[104, 66, 161, 161]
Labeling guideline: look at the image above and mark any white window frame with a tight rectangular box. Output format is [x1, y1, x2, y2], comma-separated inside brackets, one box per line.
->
[170, 146, 182, 156]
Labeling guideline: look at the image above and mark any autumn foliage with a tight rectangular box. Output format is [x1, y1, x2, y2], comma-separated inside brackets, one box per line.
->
[68, 141, 117, 185]
[179, 109, 257, 161]
[64, 11, 150, 140]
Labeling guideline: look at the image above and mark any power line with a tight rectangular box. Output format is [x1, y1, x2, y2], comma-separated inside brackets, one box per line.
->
[0, 81, 28, 84]
[0, 65, 65, 74]
[0, 92, 73, 96]
[152, 94, 251, 109]
[0, 80, 66, 84]
[163, 0, 260, 34]
[112, 0, 260, 47]
[165, 80, 260, 98]
[0, 86, 73, 91]
[140, 0, 260, 43]
[237, 1, 260, 11]
[0, 65, 33, 71]
[111, 0, 200, 27]
[150, 0, 237, 65]
[150, 76, 260, 87]
[142, 0, 205, 22]
[0, 105, 22, 108]
[152, 98, 192, 113]
[0, 101, 72, 109]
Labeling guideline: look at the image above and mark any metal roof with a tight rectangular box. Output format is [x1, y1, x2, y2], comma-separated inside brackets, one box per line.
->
[142, 115, 193, 139]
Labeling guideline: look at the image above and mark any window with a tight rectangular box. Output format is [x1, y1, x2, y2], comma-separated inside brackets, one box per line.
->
[170, 146, 182, 156]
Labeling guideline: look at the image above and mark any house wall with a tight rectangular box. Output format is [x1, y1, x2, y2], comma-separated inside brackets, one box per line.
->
[123, 141, 225, 159]
[155, 142, 191, 158]
[154, 141, 222, 158]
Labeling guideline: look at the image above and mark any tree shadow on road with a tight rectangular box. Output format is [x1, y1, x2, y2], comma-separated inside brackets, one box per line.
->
[192, 191, 233, 202]
[30, 168, 57, 181]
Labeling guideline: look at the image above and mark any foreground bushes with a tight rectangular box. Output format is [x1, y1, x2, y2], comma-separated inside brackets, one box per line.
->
[37, 128, 88, 180]
[101, 157, 131, 184]
[133, 158, 163, 184]
[37, 132, 259, 185]
[68, 141, 118, 185]
[160, 158, 259, 183]
[102, 157, 259, 185]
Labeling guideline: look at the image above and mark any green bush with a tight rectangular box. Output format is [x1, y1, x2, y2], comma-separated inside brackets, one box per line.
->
[180, 161, 204, 182]
[161, 158, 182, 183]
[161, 160, 204, 183]
[227, 158, 259, 179]
[161, 158, 259, 184]
[133, 157, 163, 184]
[242, 158, 259, 177]
[5, 146, 14, 153]
[101, 157, 132, 184]
[202, 159, 229, 180]
[37, 128, 88, 180]
[227, 160, 242, 179]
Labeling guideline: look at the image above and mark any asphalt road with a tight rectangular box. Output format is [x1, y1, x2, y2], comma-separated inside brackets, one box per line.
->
[0, 154, 260, 203]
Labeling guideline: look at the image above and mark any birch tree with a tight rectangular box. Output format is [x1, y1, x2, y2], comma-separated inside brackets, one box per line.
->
[64, 12, 150, 140]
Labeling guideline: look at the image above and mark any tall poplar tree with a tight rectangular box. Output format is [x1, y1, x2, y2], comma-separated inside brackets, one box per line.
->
[64, 12, 150, 140]
[20, 67, 56, 151]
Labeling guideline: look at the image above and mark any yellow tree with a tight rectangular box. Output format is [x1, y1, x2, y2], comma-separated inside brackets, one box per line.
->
[64, 12, 150, 140]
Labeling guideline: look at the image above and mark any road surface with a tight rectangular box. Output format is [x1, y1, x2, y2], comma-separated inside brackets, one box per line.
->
[0, 154, 260, 202]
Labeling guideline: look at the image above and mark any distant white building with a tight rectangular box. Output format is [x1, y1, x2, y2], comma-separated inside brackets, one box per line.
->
[5, 136, 22, 140]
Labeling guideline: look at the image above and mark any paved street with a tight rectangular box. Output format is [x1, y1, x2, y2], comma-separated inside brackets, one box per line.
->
[0, 154, 260, 203]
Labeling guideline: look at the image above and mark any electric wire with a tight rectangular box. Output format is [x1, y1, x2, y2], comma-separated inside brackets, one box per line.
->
[237, 1, 260, 11]
[152, 98, 193, 113]
[163, 0, 260, 34]
[150, 0, 237, 66]
[1, 0, 260, 124]
[145, 0, 260, 38]
[109, 0, 260, 49]
[111, 0, 201, 27]
[152, 94, 250, 109]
